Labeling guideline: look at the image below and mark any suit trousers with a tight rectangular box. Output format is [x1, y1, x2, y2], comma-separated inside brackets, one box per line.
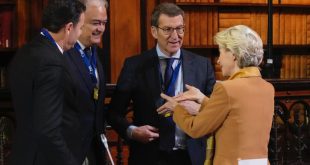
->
[157, 149, 192, 165]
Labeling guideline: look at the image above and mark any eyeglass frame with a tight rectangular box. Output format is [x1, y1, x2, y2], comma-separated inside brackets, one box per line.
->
[153, 25, 185, 35]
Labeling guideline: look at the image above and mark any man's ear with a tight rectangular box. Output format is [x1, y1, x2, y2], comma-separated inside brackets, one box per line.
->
[64, 22, 74, 34]
[151, 26, 158, 39]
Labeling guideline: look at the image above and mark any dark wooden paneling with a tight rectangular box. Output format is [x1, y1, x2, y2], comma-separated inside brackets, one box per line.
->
[146, 0, 157, 50]
[16, 0, 29, 47]
[29, 0, 45, 39]
[110, 0, 141, 83]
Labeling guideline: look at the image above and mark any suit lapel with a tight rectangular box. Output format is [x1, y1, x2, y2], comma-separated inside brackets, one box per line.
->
[96, 53, 105, 98]
[69, 49, 94, 92]
[143, 49, 162, 106]
[96, 54, 104, 89]
[182, 50, 195, 89]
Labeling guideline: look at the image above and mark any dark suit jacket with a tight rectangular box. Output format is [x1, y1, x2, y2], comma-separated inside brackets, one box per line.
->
[63, 46, 106, 164]
[9, 34, 77, 165]
[108, 48, 215, 165]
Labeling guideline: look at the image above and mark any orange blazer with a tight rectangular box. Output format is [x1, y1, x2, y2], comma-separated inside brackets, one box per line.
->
[173, 67, 275, 165]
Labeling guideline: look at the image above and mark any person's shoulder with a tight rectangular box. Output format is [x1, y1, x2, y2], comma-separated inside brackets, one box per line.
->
[261, 78, 275, 92]
[125, 48, 157, 63]
[182, 48, 210, 62]
[30, 35, 63, 63]
[16, 35, 48, 57]
[63, 47, 78, 58]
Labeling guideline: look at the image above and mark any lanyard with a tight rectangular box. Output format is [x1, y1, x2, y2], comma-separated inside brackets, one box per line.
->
[159, 57, 182, 95]
[74, 43, 97, 84]
[40, 28, 58, 47]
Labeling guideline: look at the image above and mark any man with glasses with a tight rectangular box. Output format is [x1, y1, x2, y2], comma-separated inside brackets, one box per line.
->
[64, 0, 108, 164]
[108, 2, 215, 165]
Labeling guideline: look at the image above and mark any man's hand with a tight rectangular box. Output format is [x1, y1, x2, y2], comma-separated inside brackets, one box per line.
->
[131, 125, 159, 143]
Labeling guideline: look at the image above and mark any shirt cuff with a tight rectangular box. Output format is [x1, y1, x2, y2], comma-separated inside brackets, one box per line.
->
[126, 125, 137, 139]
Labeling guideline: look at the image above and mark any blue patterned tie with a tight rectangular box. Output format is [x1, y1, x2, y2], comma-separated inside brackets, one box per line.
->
[84, 47, 92, 58]
[164, 58, 175, 96]
[84, 47, 97, 84]
[159, 58, 176, 151]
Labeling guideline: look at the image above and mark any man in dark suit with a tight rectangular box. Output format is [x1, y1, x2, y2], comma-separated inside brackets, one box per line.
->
[63, 0, 108, 164]
[108, 2, 215, 165]
[9, 1, 85, 165]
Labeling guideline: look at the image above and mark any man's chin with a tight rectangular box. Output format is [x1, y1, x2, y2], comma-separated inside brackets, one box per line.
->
[91, 40, 101, 45]
[168, 47, 181, 53]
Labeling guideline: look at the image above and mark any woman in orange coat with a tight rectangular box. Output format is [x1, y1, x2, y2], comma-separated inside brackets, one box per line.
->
[157, 25, 275, 165]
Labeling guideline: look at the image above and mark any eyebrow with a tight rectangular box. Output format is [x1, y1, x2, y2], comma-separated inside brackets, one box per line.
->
[91, 19, 108, 22]
[160, 25, 184, 28]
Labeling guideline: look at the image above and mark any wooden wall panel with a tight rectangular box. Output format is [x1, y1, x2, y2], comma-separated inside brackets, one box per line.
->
[29, 0, 45, 39]
[16, 0, 47, 47]
[110, 0, 141, 83]
[16, 0, 29, 47]
[146, 0, 157, 50]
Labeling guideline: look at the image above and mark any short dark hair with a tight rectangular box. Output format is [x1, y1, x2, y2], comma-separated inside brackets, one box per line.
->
[151, 2, 184, 27]
[42, 0, 86, 33]
[80, 0, 109, 9]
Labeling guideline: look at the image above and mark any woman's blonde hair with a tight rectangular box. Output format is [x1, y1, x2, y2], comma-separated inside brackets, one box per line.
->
[214, 25, 264, 68]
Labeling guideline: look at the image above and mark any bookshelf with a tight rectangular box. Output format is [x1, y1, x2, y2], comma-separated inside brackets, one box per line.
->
[0, 1, 16, 49]
[0, 0, 15, 162]
[0, 0, 16, 96]
[170, 0, 310, 81]
[0, 1, 23, 164]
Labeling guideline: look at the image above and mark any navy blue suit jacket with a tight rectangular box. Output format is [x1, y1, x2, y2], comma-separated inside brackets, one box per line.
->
[10, 35, 78, 165]
[63, 46, 106, 164]
[108, 48, 215, 165]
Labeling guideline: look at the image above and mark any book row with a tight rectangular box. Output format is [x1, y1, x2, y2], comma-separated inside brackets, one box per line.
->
[182, 9, 310, 47]
[176, 0, 310, 4]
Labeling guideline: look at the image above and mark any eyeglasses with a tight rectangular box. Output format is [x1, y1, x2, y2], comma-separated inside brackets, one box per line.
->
[155, 26, 185, 35]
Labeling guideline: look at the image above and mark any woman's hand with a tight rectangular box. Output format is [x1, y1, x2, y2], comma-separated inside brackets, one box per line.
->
[175, 84, 206, 104]
[157, 93, 178, 116]
[157, 93, 202, 116]
[179, 100, 201, 115]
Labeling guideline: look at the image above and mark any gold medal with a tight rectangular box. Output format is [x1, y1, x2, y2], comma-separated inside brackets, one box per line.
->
[164, 112, 172, 117]
[93, 87, 99, 100]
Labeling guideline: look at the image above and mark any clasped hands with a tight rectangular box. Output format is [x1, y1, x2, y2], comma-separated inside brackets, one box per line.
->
[156, 84, 206, 116]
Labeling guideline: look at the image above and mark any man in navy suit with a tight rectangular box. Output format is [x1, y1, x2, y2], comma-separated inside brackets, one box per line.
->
[108, 2, 215, 165]
[63, 0, 108, 164]
[9, 1, 85, 165]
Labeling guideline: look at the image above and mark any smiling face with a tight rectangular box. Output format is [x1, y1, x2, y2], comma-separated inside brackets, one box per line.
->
[217, 48, 239, 77]
[78, 3, 107, 47]
[151, 14, 184, 57]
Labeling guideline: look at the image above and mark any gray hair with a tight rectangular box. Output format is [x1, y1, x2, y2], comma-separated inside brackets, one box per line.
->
[80, 0, 108, 8]
[214, 25, 264, 68]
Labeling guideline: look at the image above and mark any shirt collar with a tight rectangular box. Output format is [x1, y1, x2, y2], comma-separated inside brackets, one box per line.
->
[228, 67, 262, 80]
[56, 43, 63, 54]
[156, 44, 181, 59]
[77, 40, 87, 50]
[40, 32, 64, 54]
